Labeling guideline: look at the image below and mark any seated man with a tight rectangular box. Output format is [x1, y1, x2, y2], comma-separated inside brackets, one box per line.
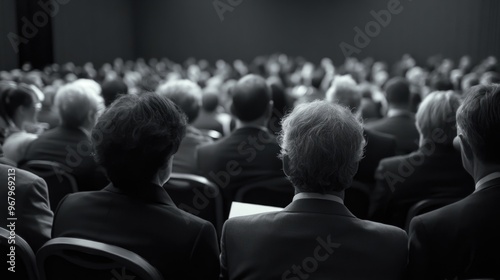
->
[220, 100, 408, 280]
[157, 80, 212, 174]
[370, 91, 474, 228]
[197, 75, 287, 218]
[0, 164, 53, 251]
[409, 84, 500, 279]
[51, 93, 219, 280]
[365, 77, 419, 154]
[22, 81, 108, 191]
[192, 87, 224, 135]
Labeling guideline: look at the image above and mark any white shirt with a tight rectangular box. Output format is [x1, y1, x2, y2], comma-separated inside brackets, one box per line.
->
[293, 192, 344, 205]
[475, 172, 500, 191]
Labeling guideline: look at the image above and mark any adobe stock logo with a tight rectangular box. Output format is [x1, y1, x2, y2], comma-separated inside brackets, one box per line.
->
[8, 0, 70, 53]
[213, 0, 243, 22]
[339, 0, 407, 57]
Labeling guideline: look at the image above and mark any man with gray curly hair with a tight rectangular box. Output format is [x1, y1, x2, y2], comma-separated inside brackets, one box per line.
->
[220, 100, 408, 280]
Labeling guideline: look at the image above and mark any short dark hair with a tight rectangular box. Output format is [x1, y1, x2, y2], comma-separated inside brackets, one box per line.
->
[231, 74, 271, 122]
[457, 84, 500, 164]
[201, 89, 219, 113]
[92, 93, 187, 188]
[385, 77, 411, 106]
[101, 78, 128, 107]
[0, 83, 37, 122]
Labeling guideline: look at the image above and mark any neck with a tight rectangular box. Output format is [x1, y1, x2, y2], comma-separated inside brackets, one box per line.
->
[472, 161, 500, 184]
[236, 118, 268, 129]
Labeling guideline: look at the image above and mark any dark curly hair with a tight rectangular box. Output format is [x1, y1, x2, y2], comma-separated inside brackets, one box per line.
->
[91, 92, 187, 189]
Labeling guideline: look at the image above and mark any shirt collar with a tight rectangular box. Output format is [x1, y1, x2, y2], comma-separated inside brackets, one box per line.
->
[236, 124, 269, 133]
[475, 172, 500, 191]
[293, 192, 344, 205]
[387, 108, 412, 118]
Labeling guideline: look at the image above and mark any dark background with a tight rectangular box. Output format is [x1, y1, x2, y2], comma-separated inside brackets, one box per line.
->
[1, 0, 499, 70]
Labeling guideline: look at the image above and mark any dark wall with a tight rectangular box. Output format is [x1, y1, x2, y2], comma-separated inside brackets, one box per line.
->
[135, 0, 500, 64]
[52, 0, 135, 66]
[0, 0, 18, 70]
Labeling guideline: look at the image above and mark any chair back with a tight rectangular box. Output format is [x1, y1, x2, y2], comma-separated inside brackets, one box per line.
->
[163, 173, 224, 234]
[0, 227, 38, 280]
[36, 237, 163, 280]
[405, 197, 462, 231]
[234, 177, 294, 208]
[20, 160, 78, 210]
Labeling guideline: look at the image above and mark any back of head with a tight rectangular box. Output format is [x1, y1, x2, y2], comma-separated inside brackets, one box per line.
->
[157, 79, 202, 124]
[280, 100, 364, 193]
[231, 74, 271, 122]
[54, 82, 104, 128]
[92, 93, 187, 189]
[326, 75, 361, 113]
[416, 91, 461, 146]
[201, 88, 219, 113]
[457, 84, 500, 164]
[101, 78, 128, 107]
[0, 83, 37, 123]
[385, 77, 411, 107]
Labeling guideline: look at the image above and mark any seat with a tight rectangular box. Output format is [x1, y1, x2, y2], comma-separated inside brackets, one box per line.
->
[163, 173, 224, 235]
[36, 237, 163, 280]
[234, 177, 294, 208]
[0, 227, 38, 280]
[405, 197, 462, 231]
[19, 160, 78, 211]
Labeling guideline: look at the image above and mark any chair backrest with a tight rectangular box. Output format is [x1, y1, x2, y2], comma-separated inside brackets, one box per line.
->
[405, 197, 463, 231]
[163, 173, 224, 235]
[36, 237, 163, 280]
[20, 160, 78, 211]
[0, 227, 38, 280]
[234, 177, 294, 208]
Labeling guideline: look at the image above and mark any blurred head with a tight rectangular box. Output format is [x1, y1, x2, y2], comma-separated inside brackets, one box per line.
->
[280, 100, 365, 194]
[385, 77, 411, 108]
[72, 79, 101, 96]
[201, 87, 220, 113]
[416, 91, 461, 146]
[157, 79, 202, 124]
[231, 74, 272, 123]
[54, 82, 104, 130]
[326, 75, 361, 114]
[461, 73, 479, 92]
[457, 84, 500, 174]
[0, 83, 40, 128]
[480, 71, 500, 85]
[92, 93, 187, 189]
[101, 78, 128, 107]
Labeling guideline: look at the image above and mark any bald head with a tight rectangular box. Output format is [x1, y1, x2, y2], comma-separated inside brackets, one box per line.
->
[231, 74, 272, 122]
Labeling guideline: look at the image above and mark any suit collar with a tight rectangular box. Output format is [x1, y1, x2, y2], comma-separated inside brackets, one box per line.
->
[283, 198, 356, 218]
[103, 183, 175, 206]
[232, 126, 269, 135]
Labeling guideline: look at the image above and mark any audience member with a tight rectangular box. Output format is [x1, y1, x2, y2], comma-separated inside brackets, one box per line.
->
[0, 164, 53, 251]
[51, 93, 219, 280]
[408, 84, 500, 279]
[220, 100, 408, 280]
[101, 77, 128, 107]
[370, 91, 474, 228]
[197, 74, 286, 218]
[37, 85, 60, 129]
[366, 77, 420, 154]
[22, 81, 108, 191]
[191, 87, 224, 134]
[157, 79, 213, 174]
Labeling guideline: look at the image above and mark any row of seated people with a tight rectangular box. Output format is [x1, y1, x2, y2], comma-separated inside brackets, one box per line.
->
[1, 72, 499, 279]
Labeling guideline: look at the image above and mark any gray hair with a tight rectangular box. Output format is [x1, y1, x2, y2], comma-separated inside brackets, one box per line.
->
[325, 75, 361, 113]
[54, 82, 104, 128]
[416, 91, 461, 146]
[279, 100, 365, 193]
[156, 79, 202, 123]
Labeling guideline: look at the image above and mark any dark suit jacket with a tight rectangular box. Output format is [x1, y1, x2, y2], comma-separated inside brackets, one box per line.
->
[196, 127, 286, 217]
[22, 126, 108, 191]
[220, 198, 408, 280]
[0, 164, 53, 251]
[173, 126, 212, 174]
[365, 112, 419, 155]
[370, 145, 474, 228]
[52, 183, 220, 280]
[409, 177, 500, 279]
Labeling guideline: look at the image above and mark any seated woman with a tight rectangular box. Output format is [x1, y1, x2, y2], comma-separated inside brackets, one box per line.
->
[0, 83, 41, 163]
[51, 93, 220, 280]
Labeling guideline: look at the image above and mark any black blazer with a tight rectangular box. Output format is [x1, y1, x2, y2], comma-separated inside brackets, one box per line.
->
[197, 127, 286, 217]
[369, 145, 474, 228]
[220, 198, 408, 280]
[0, 164, 53, 251]
[52, 184, 220, 280]
[365, 113, 419, 155]
[22, 126, 108, 191]
[408, 177, 500, 279]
